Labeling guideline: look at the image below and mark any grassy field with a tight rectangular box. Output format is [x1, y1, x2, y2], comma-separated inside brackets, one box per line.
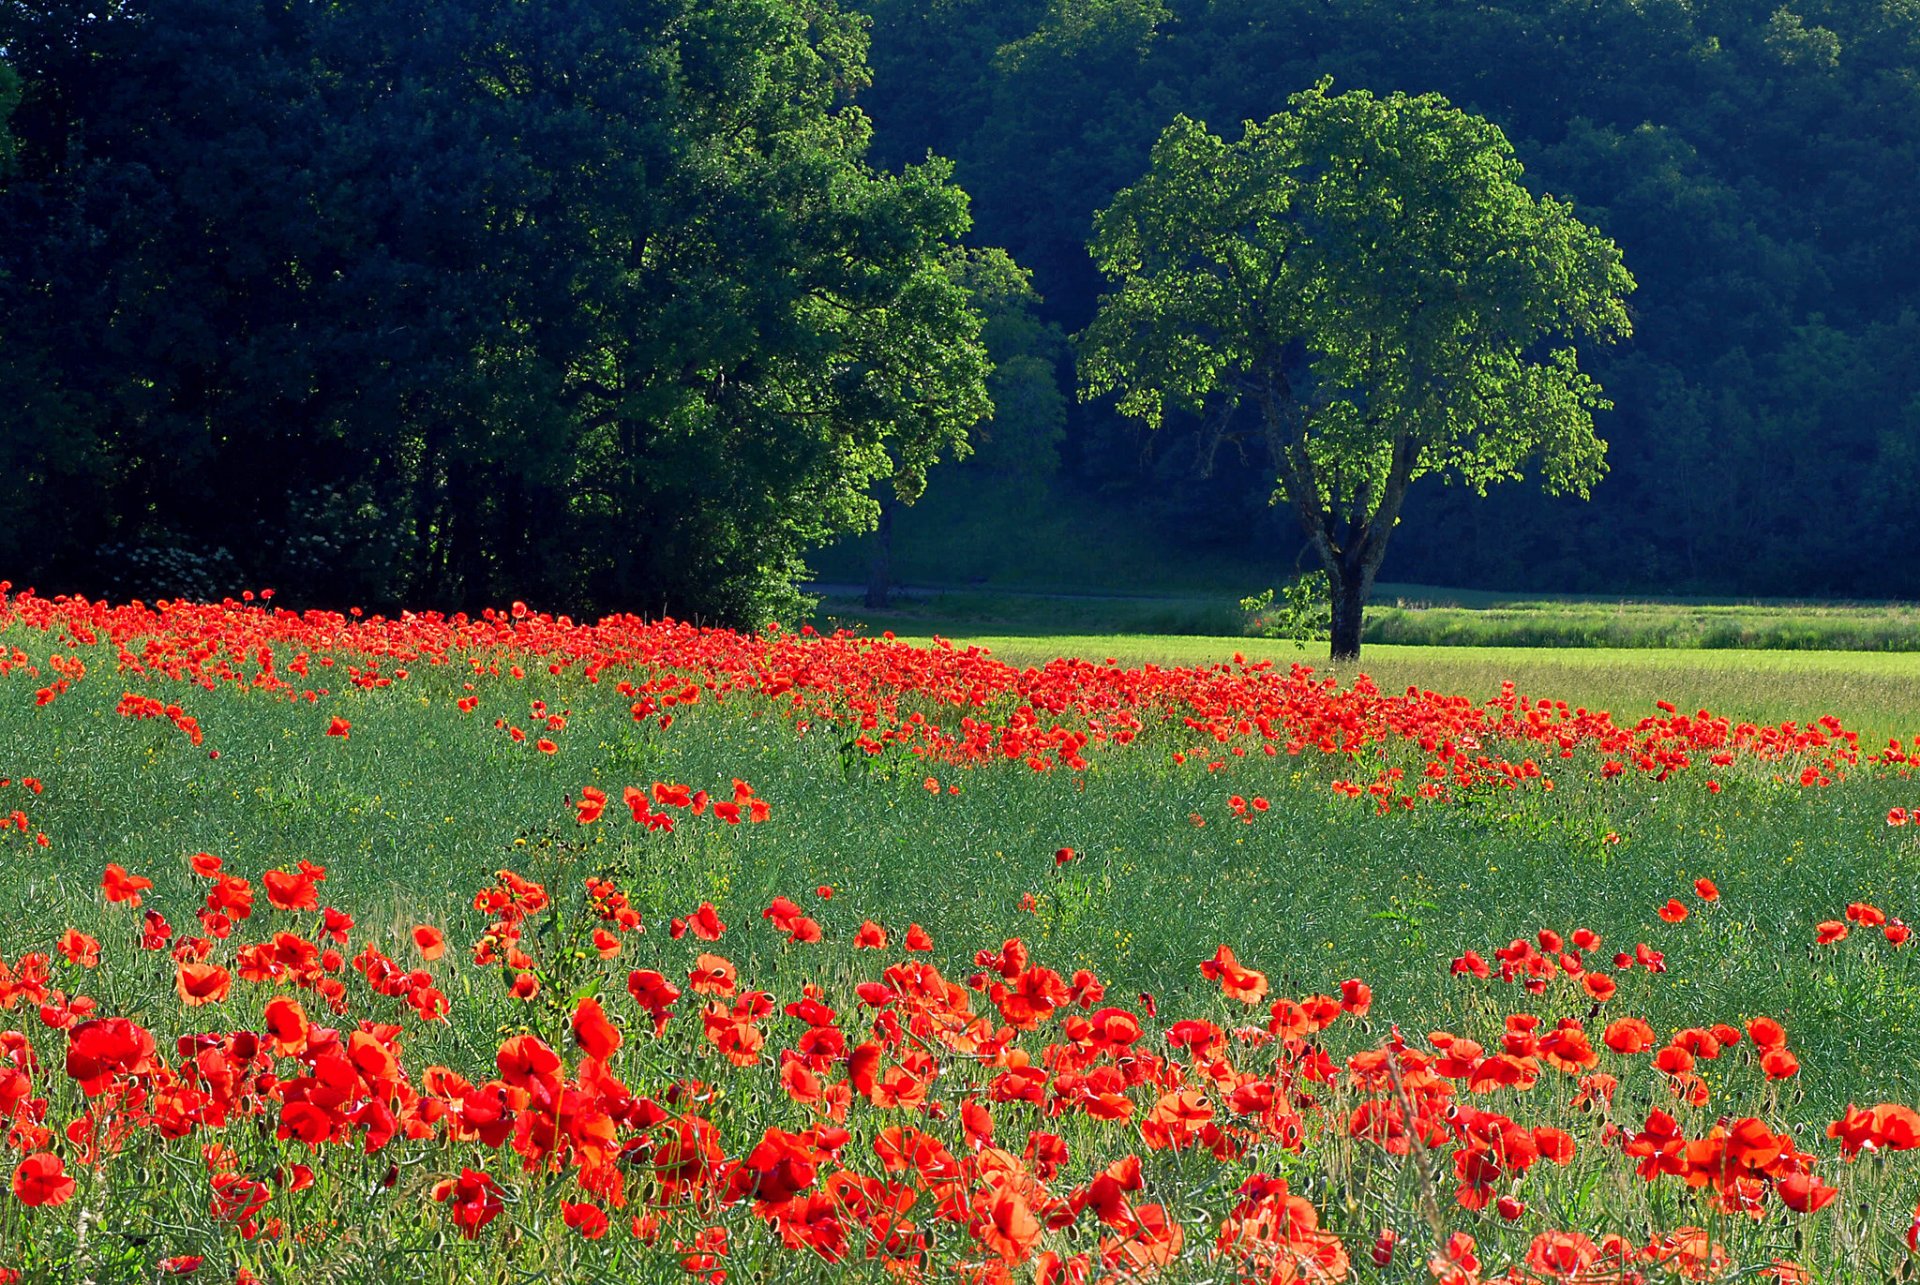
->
[816, 583, 1920, 652]
[3, 595, 1919, 1280]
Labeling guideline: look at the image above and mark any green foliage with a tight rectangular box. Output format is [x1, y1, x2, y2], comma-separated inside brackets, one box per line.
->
[918, 251, 1068, 508]
[0, 0, 996, 625]
[0, 63, 17, 175]
[1239, 571, 1331, 647]
[1079, 83, 1634, 655]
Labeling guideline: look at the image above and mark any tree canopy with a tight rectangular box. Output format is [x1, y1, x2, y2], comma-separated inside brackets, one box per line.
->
[1080, 85, 1634, 656]
[0, 0, 995, 623]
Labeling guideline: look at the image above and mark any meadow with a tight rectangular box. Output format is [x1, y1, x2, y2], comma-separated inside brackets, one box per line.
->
[2, 588, 1919, 1282]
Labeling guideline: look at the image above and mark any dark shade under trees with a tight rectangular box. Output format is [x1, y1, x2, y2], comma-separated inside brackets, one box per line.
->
[0, 0, 998, 623]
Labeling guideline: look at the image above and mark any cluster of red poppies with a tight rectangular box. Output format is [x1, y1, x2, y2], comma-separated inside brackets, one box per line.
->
[0, 776, 48, 850]
[0, 848, 1910, 1282]
[3, 587, 1897, 801]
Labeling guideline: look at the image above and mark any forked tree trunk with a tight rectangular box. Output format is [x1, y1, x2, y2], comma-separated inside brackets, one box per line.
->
[1255, 371, 1420, 669]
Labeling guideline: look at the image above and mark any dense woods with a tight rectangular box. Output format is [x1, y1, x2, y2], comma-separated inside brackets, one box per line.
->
[0, 0, 998, 622]
[4, 0, 1918, 618]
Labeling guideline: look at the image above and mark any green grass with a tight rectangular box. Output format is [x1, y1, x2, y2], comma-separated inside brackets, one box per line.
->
[1364, 594, 1920, 650]
[815, 581, 1920, 651]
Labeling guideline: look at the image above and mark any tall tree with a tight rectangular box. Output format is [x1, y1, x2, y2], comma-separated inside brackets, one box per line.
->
[1079, 83, 1634, 658]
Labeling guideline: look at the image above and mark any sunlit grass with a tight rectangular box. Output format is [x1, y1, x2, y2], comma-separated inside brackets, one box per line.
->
[893, 634, 1920, 750]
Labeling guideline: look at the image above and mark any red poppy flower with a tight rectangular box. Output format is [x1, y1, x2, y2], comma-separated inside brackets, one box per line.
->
[1693, 878, 1719, 901]
[1198, 945, 1268, 1006]
[175, 962, 232, 1007]
[627, 969, 682, 1036]
[573, 996, 621, 1061]
[262, 866, 323, 912]
[563, 1200, 609, 1239]
[11, 1152, 75, 1207]
[412, 926, 446, 961]
[688, 902, 726, 941]
[1526, 1231, 1598, 1277]
[325, 717, 350, 738]
[1657, 899, 1689, 924]
[689, 954, 736, 996]
[263, 995, 309, 1056]
[101, 863, 154, 907]
[58, 929, 100, 968]
[432, 1168, 503, 1239]
[1778, 1172, 1837, 1214]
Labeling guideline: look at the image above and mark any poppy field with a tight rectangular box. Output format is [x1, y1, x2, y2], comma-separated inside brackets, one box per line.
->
[3, 586, 1920, 1283]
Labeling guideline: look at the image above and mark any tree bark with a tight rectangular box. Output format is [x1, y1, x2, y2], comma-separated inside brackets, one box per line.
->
[1328, 564, 1367, 662]
[864, 501, 894, 610]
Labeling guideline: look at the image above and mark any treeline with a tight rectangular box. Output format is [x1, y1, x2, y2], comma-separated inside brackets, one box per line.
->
[4, 0, 1918, 617]
[0, 0, 1006, 622]
[852, 0, 1920, 599]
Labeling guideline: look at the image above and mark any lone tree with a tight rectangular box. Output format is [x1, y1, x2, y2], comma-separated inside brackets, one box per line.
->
[1078, 82, 1634, 660]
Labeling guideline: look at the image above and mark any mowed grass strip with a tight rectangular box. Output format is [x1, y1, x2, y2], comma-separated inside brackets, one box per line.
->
[1363, 597, 1920, 651]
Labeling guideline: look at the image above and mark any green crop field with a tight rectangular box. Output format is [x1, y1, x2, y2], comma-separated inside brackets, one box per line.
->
[3, 596, 1919, 1281]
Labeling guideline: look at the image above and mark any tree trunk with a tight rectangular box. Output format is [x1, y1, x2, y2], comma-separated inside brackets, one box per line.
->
[1329, 567, 1367, 663]
[864, 502, 894, 610]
